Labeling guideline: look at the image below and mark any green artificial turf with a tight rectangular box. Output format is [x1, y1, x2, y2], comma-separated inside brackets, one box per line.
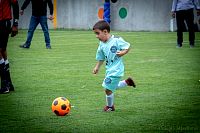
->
[0, 30, 200, 132]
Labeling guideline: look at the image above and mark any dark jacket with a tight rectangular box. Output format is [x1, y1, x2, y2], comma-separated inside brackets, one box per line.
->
[21, 0, 53, 16]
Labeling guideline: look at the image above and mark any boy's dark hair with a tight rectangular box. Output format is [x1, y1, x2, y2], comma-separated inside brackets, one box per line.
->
[93, 20, 110, 33]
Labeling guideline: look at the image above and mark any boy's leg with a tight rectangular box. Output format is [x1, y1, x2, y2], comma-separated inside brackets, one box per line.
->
[102, 77, 119, 111]
[106, 89, 114, 107]
[5, 60, 14, 91]
[20, 16, 39, 48]
[40, 16, 51, 48]
[176, 10, 185, 47]
[0, 59, 9, 94]
[117, 80, 127, 88]
[0, 22, 10, 94]
[104, 89, 115, 111]
[102, 77, 136, 111]
[185, 9, 195, 46]
[117, 77, 136, 89]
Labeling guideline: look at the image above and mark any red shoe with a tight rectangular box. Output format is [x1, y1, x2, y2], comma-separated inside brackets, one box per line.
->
[125, 77, 136, 88]
[103, 105, 115, 112]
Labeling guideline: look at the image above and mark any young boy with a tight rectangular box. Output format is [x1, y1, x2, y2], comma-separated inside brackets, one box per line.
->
[92, 20, 136, 111]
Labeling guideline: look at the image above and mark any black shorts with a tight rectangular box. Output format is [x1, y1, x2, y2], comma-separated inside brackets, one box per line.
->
[0, 20, 11, 49]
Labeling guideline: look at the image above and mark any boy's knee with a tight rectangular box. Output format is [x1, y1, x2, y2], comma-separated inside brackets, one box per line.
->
[105, 89, 112, 95]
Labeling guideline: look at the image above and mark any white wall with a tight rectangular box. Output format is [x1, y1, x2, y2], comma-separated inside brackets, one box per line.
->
[18, 0, 199, 31]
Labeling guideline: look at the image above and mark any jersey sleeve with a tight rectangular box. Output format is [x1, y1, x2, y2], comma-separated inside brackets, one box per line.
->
[171, 0, 177, 12]
[11, 0, 19, 21]
[194, 0, 200, 10]
[117, 37, 130, 50]
[48, 0, 54, 15]
[96, 45, 105, 61]
[21, 0, 30, 10]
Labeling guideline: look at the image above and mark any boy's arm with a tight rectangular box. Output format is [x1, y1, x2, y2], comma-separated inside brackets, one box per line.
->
[93, 60, 104, 74]
[193, 0, 200, 16]
[171, 0, 177, 18]
[21, 0, 30, 11]
[116, 37, 131, 57]
[11, 0, 19, 22]
[20, 0, 30, 15]
[116, 48, 130, 57]
[11, 0, 19, 37]
[47, 0, 54, 20]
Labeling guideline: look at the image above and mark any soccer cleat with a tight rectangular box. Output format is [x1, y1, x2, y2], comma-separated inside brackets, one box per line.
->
[19, 44, 30, 49]
[125, 77, 136, 88]
[8, 82, 14, 91]
[176, 44, 182, 48]
[0, 87, 9, 94]
[103, 105, 115, 112]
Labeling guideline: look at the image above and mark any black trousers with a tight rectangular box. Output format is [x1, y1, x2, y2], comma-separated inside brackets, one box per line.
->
[0, 20, 11, 50]
[0, 20, 14, 90]
[176, 8, 195, 45]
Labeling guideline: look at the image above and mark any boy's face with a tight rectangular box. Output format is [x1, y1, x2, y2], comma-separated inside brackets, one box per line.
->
[93, 29, 109, 42]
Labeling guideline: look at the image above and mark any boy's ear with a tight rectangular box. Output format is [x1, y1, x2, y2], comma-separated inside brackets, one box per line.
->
[103, 29, 108, 34]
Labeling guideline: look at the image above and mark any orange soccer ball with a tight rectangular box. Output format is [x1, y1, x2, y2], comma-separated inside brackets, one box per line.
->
[51, 97, 71, 116]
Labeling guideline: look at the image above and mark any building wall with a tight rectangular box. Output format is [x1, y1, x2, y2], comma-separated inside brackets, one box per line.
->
[56, 0, 103, 30]
[17, 0, 199, 31]
[110, 0, 173, 31]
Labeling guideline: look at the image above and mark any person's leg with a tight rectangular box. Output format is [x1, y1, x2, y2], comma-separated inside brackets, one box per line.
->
[4, 59, 14, 91]
[117, 77, 136, 89]
[0, 58, 9, 94]
[39, 16, 51, 48]
[104, 89, 115, 111]
[102, 77, 120, 111]
[0, 21, 10, 93]
[0, 50, 14, 92]
[102, 76, 136, 111]
[176, 10, 185, 47]
[20, 16, 39, 48]
[185, 9, 195, 47]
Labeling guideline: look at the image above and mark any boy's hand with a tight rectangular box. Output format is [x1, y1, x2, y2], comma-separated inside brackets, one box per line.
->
[93, 67, 99, 74]
[11, 25, 18, 37]
[20, 10, 24, 15]
[116, 51, 124, 57]
[171, 11, 176, 18]
[48, 15, 54, 20]
[93, 61, 103, 74]
[116, 49, 129, 57]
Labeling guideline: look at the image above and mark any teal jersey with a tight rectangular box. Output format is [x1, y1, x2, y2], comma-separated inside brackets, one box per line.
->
[96, 35, 130, 77]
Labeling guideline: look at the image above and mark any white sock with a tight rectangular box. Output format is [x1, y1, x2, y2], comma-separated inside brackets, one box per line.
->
[117, 80, 127, 89]
[4, 59, 9, 65]
[0, 59, 4, 64]
[106, 93, 114, 107]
